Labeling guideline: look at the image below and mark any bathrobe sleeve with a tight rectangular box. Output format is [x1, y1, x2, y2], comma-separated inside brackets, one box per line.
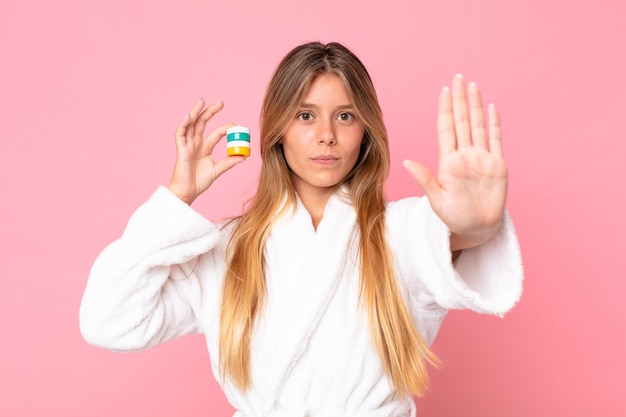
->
[387, 196, 523, 328]
[79, 186, 223, 352]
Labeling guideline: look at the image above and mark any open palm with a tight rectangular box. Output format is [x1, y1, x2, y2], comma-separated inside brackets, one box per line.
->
[405, 75, 508, 249]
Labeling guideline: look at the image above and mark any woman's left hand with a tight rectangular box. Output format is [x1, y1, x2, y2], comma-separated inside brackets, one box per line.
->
[404, 74, 508, 251]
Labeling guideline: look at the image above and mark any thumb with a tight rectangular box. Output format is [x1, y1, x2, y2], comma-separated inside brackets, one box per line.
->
[403, 160, 442, 202]
[213, 155, 246, 179]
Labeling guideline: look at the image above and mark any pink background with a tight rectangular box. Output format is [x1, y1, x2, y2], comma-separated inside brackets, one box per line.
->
[2, 0, 625, 415]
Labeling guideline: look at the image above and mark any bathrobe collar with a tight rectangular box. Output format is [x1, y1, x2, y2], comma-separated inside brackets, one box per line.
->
[257, 189, 359, 413]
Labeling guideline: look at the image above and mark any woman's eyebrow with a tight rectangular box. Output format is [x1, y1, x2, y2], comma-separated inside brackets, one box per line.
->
[298, 103, 355, 110]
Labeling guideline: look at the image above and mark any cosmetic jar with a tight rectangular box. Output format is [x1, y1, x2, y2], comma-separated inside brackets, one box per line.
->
[226, 126, 250, 157]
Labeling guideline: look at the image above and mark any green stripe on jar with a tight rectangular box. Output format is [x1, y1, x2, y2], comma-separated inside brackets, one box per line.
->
[227, 126, 250, 142]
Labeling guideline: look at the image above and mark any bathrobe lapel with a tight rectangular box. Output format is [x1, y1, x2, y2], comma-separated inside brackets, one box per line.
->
[258, 192, 358, 414]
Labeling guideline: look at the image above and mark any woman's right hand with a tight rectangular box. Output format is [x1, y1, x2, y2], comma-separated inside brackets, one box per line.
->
[167, 99, 246, 205]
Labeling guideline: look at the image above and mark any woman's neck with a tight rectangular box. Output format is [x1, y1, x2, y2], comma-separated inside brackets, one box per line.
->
[295, 185, 336, 230]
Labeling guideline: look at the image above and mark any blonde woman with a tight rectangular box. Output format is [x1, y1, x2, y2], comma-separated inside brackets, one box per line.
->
[80, 42, 522, 417]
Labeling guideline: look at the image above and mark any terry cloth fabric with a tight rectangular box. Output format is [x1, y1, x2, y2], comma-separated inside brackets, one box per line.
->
[80, 186, 523, 417]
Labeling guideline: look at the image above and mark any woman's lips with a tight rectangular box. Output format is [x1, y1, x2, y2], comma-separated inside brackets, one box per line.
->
[311, 155, 339, 165]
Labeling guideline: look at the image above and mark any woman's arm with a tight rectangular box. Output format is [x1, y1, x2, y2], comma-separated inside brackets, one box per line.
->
[387, 196, 522, 319]
[79, 187, 223, 351]
[80, 99, 244, 350]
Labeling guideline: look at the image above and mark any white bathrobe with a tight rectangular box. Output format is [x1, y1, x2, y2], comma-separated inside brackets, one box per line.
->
[79, 186, 523, 417]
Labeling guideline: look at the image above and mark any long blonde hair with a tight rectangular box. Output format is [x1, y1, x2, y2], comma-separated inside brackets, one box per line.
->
[219, 41, 437, 396]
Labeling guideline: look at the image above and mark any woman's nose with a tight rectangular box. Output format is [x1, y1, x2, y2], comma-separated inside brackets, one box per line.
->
[317, 119, 336, 145]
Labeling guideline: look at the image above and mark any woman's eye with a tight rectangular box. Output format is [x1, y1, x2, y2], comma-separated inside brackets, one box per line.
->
[297, 112, 312, 121]
[338, 112, 354, 122]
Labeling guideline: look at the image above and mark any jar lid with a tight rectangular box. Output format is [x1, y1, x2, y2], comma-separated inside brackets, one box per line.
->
[227, 126, 250, 135]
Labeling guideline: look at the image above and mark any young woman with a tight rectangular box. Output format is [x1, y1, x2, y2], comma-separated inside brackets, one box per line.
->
[80, 41, 522, 417]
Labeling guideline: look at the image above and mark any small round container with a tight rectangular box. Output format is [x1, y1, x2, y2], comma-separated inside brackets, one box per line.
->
[226, 126, 251, 157]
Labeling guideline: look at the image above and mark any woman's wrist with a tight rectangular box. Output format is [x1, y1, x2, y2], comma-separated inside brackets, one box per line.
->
[167, 184, 195, 205]
[449, 220, 502, 251]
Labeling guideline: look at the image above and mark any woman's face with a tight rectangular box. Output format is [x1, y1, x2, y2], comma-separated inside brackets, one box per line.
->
[282, 73, 365, 199]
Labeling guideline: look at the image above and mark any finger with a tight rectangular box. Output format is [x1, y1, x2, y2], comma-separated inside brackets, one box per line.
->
[451, 74, 472, 148]
[175, 112, 192, 146]
[201, 122, 238, 156]
[468, 82, 487, 150]
[437, 86, 456, 154]
[488, 103, 504, 157]
[213, 155, 246, 178]
[186, 98, 206, 139]
[195, 100, 225, 139]
[403, 160, 443, 203]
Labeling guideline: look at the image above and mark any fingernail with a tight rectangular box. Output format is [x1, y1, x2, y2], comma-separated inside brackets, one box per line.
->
[185, 112, 190, 118]
[455, 73, 463, 78]
[442, 86, 450, 92]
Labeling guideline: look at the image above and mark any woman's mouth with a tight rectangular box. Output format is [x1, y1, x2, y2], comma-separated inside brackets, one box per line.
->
[311, 155, 339, 165]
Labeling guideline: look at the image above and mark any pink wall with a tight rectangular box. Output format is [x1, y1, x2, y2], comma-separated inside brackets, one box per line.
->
[2, 0, 624, 415]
